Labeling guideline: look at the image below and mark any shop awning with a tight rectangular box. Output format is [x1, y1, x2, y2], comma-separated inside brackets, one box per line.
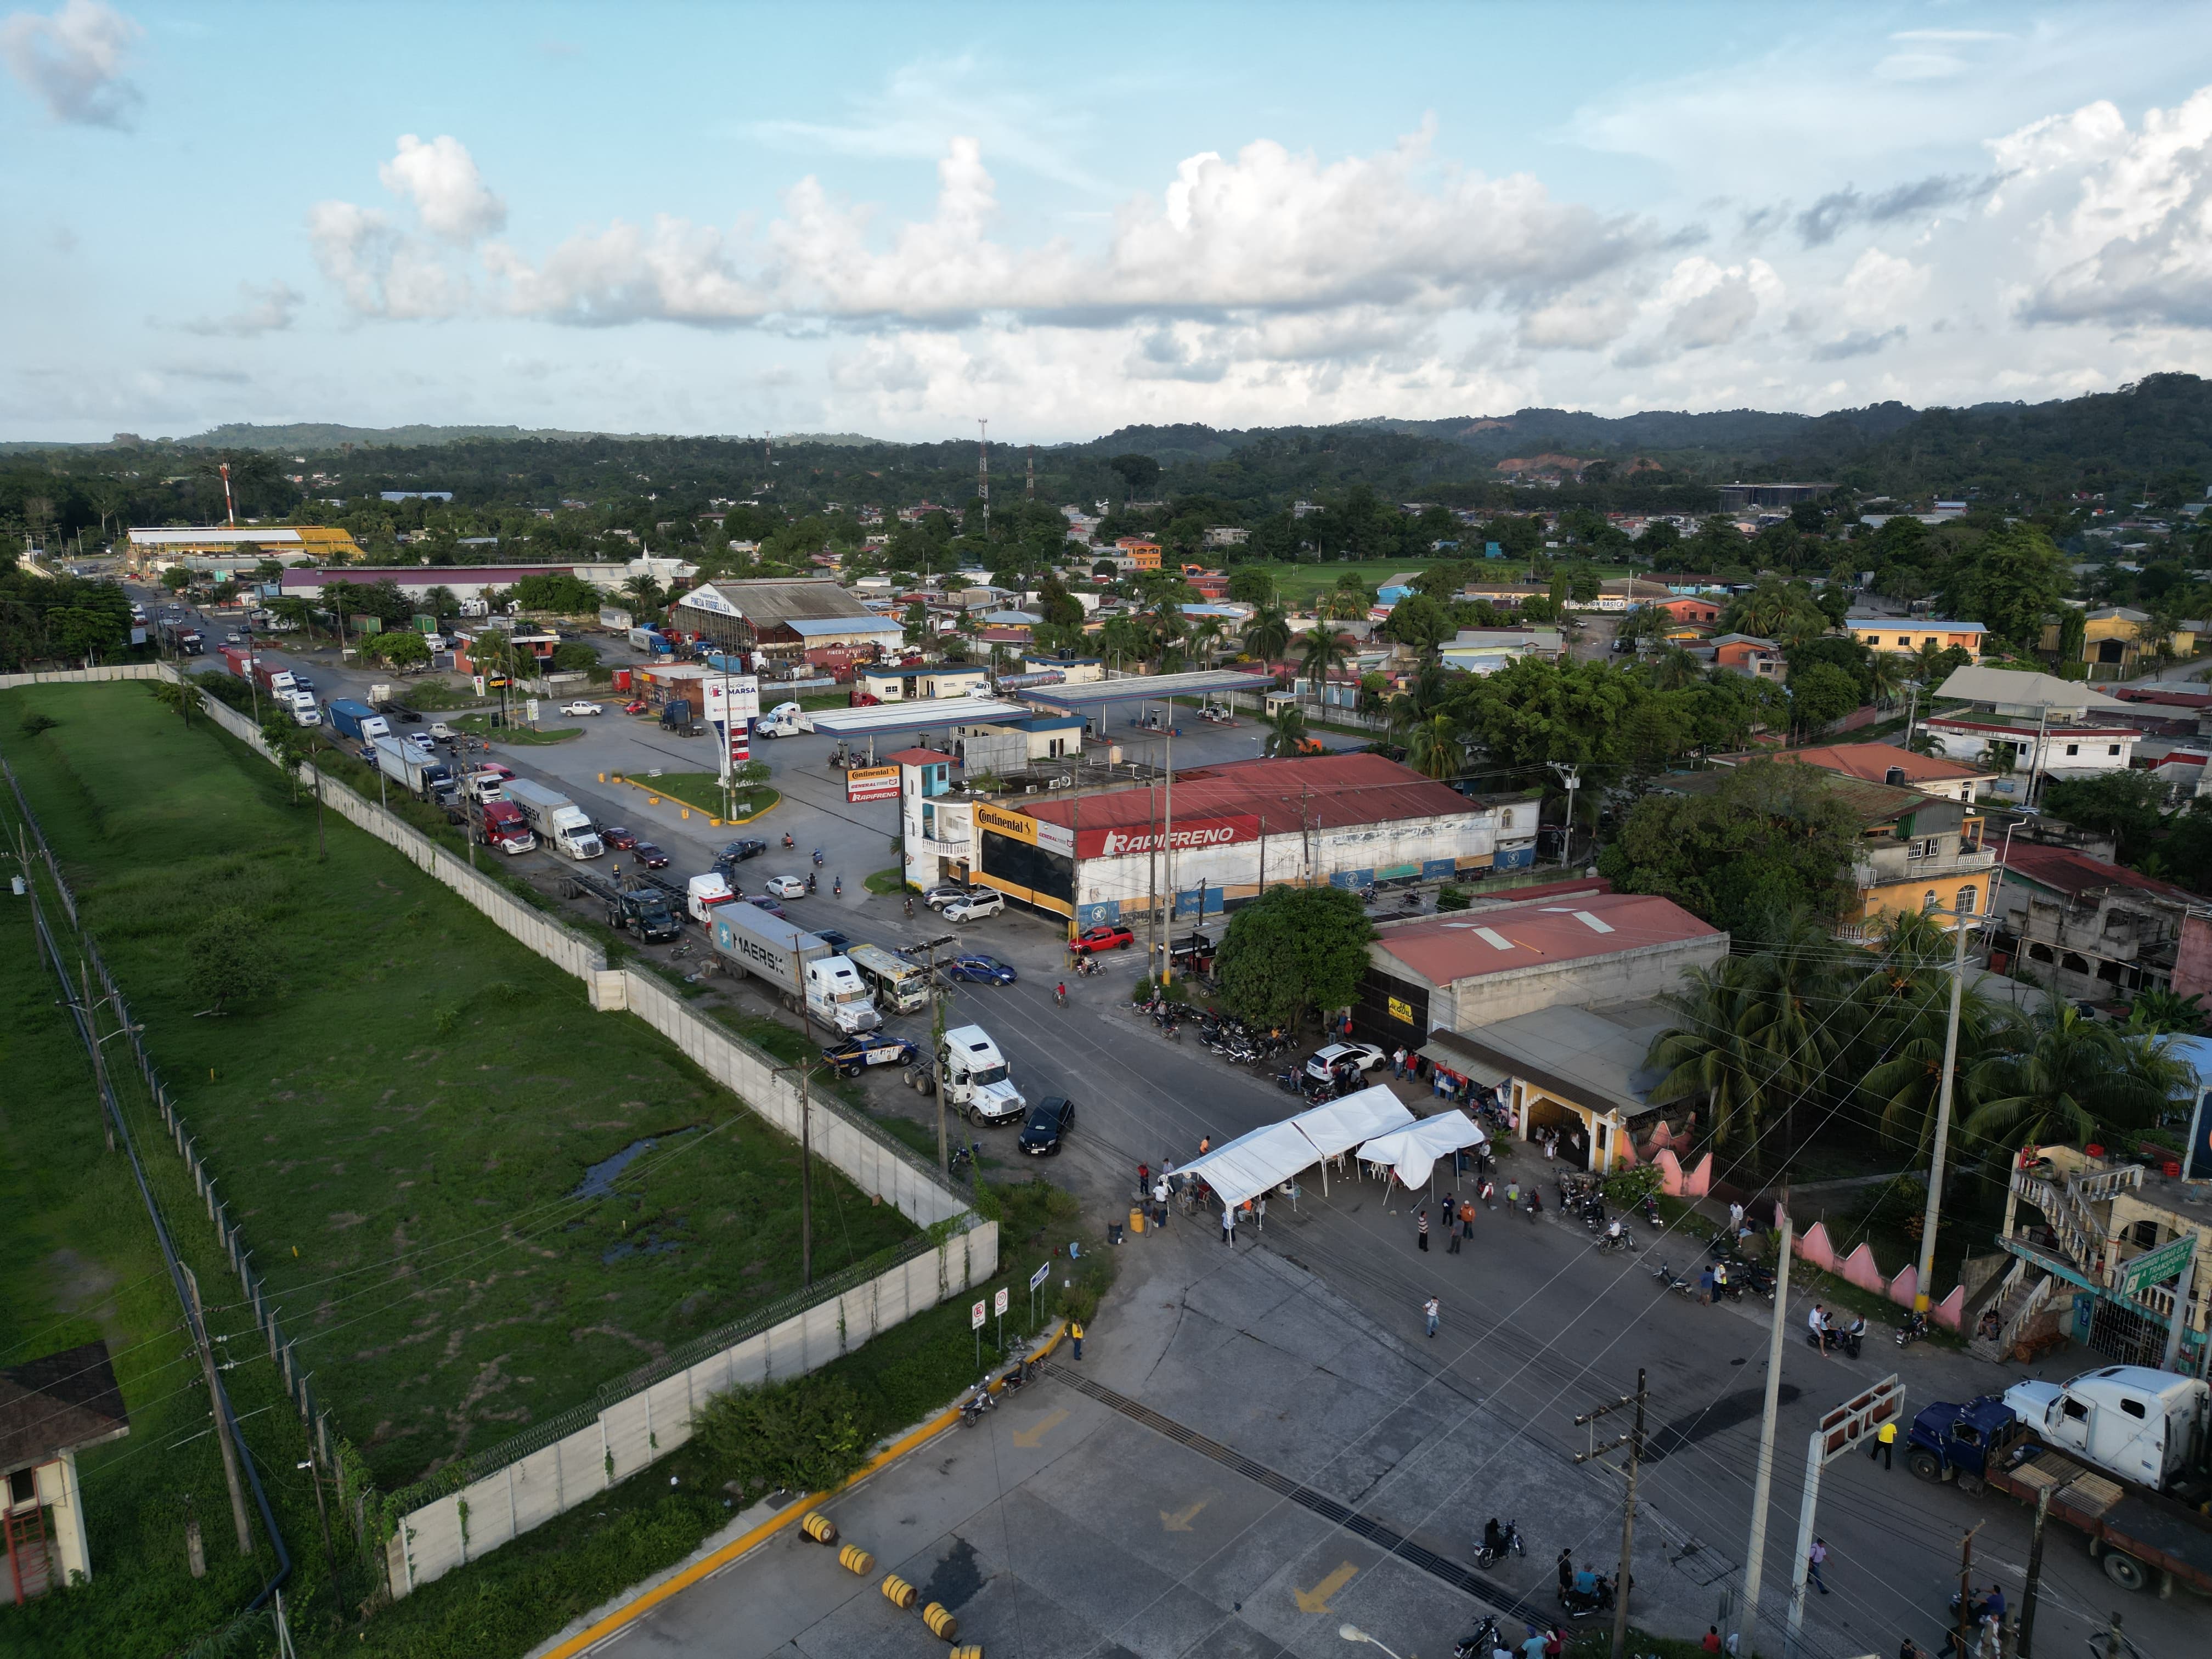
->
[1417, 1030, 1514, 1090]
[1356, 1111, 1488, 1190]
[1289, 1086, 1415, 1162]
[1176, 1121, 1319, 1209]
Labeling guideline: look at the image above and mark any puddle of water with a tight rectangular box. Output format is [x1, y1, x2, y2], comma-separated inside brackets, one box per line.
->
[602, 1222, 689, 1265]
[569, 1128, 698, 1200]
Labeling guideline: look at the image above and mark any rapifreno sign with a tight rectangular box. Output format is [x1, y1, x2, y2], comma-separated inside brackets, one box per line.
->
[1076, 814, 1260, 860]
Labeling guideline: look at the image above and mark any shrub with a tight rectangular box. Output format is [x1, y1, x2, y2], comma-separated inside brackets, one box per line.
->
[691, 1377, 870, 1500]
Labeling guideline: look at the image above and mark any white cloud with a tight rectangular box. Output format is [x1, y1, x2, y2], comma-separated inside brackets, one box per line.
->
[2006, 86, 2212, 329]
[379, 133, 507, 242]
[178, 280, 303, 337]
[2, 0, 138, 127]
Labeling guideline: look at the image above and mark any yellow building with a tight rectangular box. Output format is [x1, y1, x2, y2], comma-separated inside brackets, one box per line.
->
[126, 525, 363, 568]
[1846, 616, 1988, 659]
[2039, 606, 2198, 674]
[1826, 773, 1993, 939]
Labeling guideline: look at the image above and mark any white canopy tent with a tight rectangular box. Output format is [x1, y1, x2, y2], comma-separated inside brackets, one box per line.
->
[1288, 1086, 1415, 1193]
[1356, 1110, 1488, 1193]
[1174, 1121, 1323, 1210]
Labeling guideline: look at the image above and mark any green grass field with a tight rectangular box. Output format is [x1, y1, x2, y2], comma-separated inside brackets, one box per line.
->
[613, 770, 782, 823]
[0, 684, 913, 1494]
[1228, 555, 1635, 606]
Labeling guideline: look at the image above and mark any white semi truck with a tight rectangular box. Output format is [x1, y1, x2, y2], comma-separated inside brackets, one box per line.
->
[500, 777, 605, 861]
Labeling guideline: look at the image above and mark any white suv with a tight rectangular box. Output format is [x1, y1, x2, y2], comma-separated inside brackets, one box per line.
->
[1303, 1042, 1386, 1084]
[944, 890, 1005, 923]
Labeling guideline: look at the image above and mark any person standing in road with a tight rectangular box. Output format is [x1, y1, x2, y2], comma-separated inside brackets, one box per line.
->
[1417, 1207, 1430, 1251]
[1504, 1180, 1520, 1211]
[1870, 1418, 1897, 1470]
[1198, 1134, 1211, 1155]
[1424, 1295, 1440, 1338]
[1461, 1198, 1477, 1243]
[1221, 1206, 1235, 1246]
[1807, 1537, 1829, 1595]
[1808, 1303, 1829, 1355]
[1556, 1548, 1573, 1596]
[1520, 1625, 1547, 1659]
[1255, 1193, 1267, 1233]
[1447, 1200, 1464, 1254]
[1152, 1176, 1170, 1229]
[1699, 1264, 1716, 1305]
[1069, 1318, 1084, 1361]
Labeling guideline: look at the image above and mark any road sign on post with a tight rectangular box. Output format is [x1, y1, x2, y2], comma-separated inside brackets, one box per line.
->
[1029, 1261, 1049, 1325]
[972, 1297, 986, 1375]
[1785, 1377, 1906, 1659]
[2120, 1234, 2194, 1299]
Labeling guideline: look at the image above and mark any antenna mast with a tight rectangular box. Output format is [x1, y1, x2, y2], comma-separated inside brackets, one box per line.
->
[1026, 444, 1035, 500]
[977, 419, 990, 541]
[219, 461, 235, 527]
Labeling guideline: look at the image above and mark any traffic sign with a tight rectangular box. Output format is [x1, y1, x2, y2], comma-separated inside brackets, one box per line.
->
[970, 1300, 985, 1330]
[1029, 1262, 1049, 1291]
[994, 1287, 1009, 1317]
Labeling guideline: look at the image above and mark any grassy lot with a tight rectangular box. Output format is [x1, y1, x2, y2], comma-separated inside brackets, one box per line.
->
[1224, 555, 1634, 606]
[863, 865, 909, 895]
[0, 683, 913, 1493]
[314, 1176, 1110, 1659]
[0, 865, 328, 1656]
[612, 769, 782, 823]
[455, 712, 582, 746]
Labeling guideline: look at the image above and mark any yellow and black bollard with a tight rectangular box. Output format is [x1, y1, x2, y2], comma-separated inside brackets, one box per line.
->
[799, 1511, 837, 1545]
[837, 1543, 874, 1576]
[880, 1573, 918, 1610]
[922, 1602, 959, 1640]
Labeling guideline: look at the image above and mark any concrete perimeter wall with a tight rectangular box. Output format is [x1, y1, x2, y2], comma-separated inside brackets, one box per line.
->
[386, 1222, 996, 1595]
[0, 662, 166, 690]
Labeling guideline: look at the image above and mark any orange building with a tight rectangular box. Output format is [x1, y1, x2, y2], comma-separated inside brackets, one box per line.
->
[1116, 538, 1163, 570]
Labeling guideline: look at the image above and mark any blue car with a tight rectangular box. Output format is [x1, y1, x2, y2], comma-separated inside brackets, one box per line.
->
[946, 953, 1017, 985]
[814, 928, 853, 952]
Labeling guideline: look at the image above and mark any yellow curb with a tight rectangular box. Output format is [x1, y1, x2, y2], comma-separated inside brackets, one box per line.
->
[611, 775, 781, 825]
[538, 1319, 1069, 1659]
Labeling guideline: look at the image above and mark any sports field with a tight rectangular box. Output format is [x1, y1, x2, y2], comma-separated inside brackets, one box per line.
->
[0, 683, 913, 1491]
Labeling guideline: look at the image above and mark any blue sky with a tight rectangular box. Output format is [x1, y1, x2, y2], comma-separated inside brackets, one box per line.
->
[6, 1, 2212, 442]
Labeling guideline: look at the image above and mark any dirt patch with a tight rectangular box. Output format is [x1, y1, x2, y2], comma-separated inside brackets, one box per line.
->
[44, 1247, 120, 1317]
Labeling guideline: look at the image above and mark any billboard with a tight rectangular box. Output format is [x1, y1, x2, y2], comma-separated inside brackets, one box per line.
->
[701, 675, 760, 725]
[1075, 814, 1260, 861]
[847, 764, 900, 803]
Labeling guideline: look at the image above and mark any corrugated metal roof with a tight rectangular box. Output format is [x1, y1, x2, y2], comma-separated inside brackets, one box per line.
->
[1374, 891, 1719, 988]
[1024, 752, 1476, 836]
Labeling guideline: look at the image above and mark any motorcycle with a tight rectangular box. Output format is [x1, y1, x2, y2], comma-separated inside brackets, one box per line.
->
[1474, 1518, 1525, 1567]
[1559, 1574, 1617, 1618]
[832, 876, 842, 896]
[904, 898, 915, 918]
[948, 1143, 976, 1176]
[957, 1384, 997, 1427]
[1896, 1310, 1929, 1348]
[1594, 1227, 1635, 1253]
[811, 848, 825, 866]
[1651, 1262, 1697, 1299]
[1804, 1321, 1865, 1359]
[782, 833, 794, 848]
[1641, 1193, 1663, 1228]
[1355, 883, 1379, 904]
[1453, 1618, 1503, 1659]
[1000, 1357, 1033, 1395]
[1401, 889, 1423, 911]
[1054, 984, 1068, 1007]
[1274, 1070, 1304, 1093]
[1524, 1189, 1542, 1223]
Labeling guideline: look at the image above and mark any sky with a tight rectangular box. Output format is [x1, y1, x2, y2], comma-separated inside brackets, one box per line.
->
[5, 0, 2212, 445]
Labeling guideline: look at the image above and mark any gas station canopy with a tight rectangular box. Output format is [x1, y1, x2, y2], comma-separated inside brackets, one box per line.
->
[1022, 669, 1270, 713]
[804, 699, 1032, 739]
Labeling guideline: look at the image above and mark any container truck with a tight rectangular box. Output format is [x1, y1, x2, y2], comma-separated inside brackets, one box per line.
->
[287, 691, 321, 727]
[558, 869, 684, 941]
[252, 661, 297, 699]
[326, 699, 391, 744]
[156, 617, 205, 655]
[659, 697, 699, 736]
[847, 943, 932, 1014]
[218, 644, 253, 680]
[628, 627, 673, 655]
[1906, 1370, 2212, 1597]
[445, 795, 536, 854]
[500, 777, 604, 860]
[754, 701, 810, 739]
[2001, 1365, 2209, 1493]
[704, 904, 880, 1034]
[372, 736, 452, 800]
[901, 1024, 1024, 1125]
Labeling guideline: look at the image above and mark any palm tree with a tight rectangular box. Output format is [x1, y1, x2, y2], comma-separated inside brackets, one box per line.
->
[1866, 650, 1905, 710]
[1297, 628, 1352, 715]
[1647, 644, 1705, 691]
[1402, 712, 1465, 780]
[1645, 960, 1770, 1147]
[1187, 618, 1224, 669]
[1242, 605, 1291, 668]
[1263, 704, 1312, 757]
[621, 573, 665, 616]
[1098, 616, 1148, 671]
[1962, 1005, 2190, 1152]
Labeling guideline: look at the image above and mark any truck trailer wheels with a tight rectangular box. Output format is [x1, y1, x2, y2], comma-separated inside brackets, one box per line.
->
[2100, 1550, 2148, 1593]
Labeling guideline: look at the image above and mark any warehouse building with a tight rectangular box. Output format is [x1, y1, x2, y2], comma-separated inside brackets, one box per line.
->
[894, 749, 1539, 927]
[673, 578, 904, 661]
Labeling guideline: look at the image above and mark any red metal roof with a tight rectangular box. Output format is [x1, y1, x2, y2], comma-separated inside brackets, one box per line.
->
[2002, 842, 2197, 905]
[1375, 890, 1720, 986]
[1780, 743, 1985, 785]
[1024, 752, 1477, 835]
[888, 747, 954, 765]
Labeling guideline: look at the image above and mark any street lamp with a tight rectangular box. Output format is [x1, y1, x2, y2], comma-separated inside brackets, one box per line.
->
[1338, 1627, 1403, 1658]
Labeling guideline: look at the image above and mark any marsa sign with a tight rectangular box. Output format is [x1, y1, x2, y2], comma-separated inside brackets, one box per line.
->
[1079, 815, 1259, 860]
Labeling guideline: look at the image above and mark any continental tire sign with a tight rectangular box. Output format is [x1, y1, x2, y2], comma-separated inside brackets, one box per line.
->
[977, 802, 1073, 856]
[846, 765, 900, 803]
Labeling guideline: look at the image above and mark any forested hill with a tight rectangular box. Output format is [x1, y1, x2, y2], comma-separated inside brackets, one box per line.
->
[5, 374, 2211, 535]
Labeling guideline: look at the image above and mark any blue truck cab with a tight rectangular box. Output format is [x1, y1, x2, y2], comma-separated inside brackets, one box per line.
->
[1905, 1395, 2016, 1483]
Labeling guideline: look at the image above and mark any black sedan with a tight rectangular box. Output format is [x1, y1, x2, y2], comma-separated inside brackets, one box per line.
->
[720, 838, 768, 862]
[1017, 1096, 1075, 1156]
[631, 841, 671, 869]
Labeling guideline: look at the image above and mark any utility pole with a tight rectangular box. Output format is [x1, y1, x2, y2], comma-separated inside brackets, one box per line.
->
[80, 961, 115, 1153]
[1549, 761, 1582, 868]
[1954, 1525, 1983, 1659]
[184, 1264, 255, 1556]
[298, 1457, 337, 1586]
[2017, 1486, 2051, 1657]
[1912, 906, 1974, 1318]
[1572, 1368, 1648, 1659]
[1737, 1201, 1794, 1659]
[978, 419, 990, 543]
[1161, 726, 1176, 977]
[916, 931, 956, 1175]
[1026, 444, 1035, 501]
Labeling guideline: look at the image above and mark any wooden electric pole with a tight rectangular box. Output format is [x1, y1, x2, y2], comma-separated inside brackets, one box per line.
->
[1573, 1368, 1648, 1659]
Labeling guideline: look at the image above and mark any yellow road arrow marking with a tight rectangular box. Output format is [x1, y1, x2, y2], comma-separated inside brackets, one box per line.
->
[1160, 1499, 1209, 1532]
[1294, 1561, 1358, 1613]
[1009, 1408, 1069, 1449]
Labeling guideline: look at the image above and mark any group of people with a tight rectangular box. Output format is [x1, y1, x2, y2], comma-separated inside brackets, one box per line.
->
[1807, 1302, 1868, 1355]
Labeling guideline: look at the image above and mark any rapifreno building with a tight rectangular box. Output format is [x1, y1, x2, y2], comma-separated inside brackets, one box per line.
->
[893, 749, 1538, 929]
